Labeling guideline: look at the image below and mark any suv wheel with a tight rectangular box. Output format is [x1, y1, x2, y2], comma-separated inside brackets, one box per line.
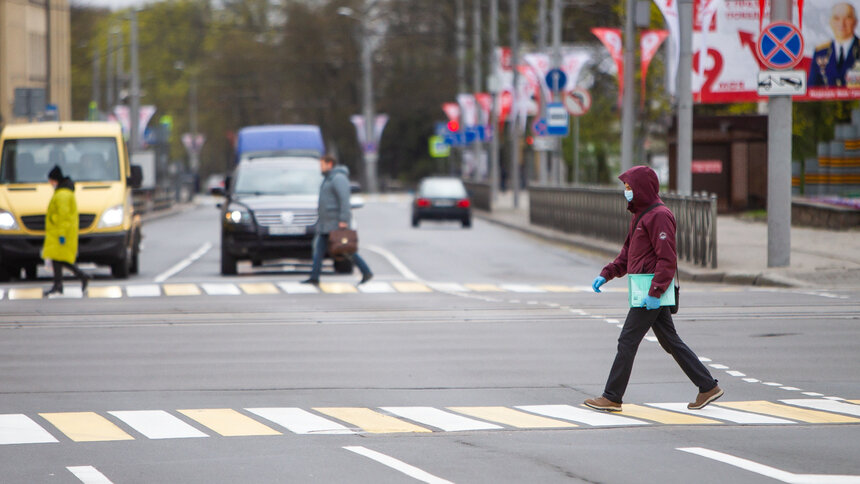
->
[111, 248, 131, 279]
[221, 243, 237, 275]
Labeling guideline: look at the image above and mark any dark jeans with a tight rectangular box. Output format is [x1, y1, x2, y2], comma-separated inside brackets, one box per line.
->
[51, 260, 87, 288]
[308, 232, 371, 281]
[602, 306, 718, 404]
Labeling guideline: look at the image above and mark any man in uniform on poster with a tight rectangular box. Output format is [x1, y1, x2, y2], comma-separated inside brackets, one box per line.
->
[809, 2, 860, 87]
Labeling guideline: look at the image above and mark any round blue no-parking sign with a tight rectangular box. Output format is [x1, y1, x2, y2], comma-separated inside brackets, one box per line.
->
[756, 22, 804, 70]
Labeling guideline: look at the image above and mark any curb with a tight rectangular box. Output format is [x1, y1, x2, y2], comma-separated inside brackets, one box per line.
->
[474, 210, 806, 288]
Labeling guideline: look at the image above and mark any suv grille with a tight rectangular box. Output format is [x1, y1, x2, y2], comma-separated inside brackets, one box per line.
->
[21, 214, 97, 231]
[253, 209, 318, 227]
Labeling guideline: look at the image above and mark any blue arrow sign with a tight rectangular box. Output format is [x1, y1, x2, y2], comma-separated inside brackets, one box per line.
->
[546, 68, 567, 93]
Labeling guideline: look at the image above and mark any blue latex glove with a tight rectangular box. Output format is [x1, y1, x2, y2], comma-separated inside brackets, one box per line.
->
[644, 295, 661, 310]
[59, 236, 66, 245]
[592, 276, 607, 293]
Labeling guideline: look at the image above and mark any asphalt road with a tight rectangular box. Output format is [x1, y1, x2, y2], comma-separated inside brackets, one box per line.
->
[1, 195, 858, 484]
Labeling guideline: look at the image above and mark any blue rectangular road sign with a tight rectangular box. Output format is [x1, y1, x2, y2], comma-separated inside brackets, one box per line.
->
[546, 103, 569, 136]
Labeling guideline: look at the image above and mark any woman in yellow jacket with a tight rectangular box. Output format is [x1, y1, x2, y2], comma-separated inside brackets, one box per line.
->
[43, 165, 88, 296]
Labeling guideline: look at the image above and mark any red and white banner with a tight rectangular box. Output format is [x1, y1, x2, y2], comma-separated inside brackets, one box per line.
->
[474, 93, 492, 125]
[562, 51, 592, 91]
[641, 30, 670, 107]
[442, 103, 461, 124]
[652, 0, 680, 95]
[457, 94, 478, 127]
[592, 28, 624, 106]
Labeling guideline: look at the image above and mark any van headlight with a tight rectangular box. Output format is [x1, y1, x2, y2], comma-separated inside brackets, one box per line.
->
[98, 205, 124, 228]
[0, 210, 18, 230]
[226, 206, 251, 224]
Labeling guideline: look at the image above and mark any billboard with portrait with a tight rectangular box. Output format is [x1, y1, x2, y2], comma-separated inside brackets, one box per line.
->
[692, 0, 860, 102]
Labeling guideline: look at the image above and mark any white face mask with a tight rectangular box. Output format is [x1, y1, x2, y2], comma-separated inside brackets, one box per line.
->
[624, 189, 633, 202]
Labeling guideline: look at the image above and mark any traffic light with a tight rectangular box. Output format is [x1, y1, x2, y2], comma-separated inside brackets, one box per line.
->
[447, 120, 460, 132]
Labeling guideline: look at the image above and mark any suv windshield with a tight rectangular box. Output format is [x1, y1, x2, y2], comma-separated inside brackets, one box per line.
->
[0, 137, 120, 183]
[233, 158, 323, 196]
[420, 179, 467, 198]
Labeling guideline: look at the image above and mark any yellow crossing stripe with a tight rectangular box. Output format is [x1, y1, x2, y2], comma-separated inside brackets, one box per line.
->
[540, 285, 579, 293]
[162, 284, 202, 296]
[464, 284, 505, 292]
[39, 412, 134, 442]
[715, 401, 860, 424]
[448, 406, 577, 428]
[239, 283, 280, 294]
[8, 288, 43, 300]
[318, 282, 358, 294]
[178, 409, 281, 437]
[313, 407, 432, 434]
[390, 281, 433, 293]
[618, 404, 721, 425]
[86, 286, 123, 298]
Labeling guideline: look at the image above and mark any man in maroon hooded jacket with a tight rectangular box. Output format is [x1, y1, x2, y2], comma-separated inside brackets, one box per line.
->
[584, 166, 723, 412]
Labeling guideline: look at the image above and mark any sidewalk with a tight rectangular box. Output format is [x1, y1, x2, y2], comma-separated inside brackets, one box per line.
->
[477, 191, 860, 288]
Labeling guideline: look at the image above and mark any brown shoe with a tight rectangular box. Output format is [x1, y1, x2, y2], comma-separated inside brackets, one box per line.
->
[688, 386, 724, 410]
[584, 396, 622, 412]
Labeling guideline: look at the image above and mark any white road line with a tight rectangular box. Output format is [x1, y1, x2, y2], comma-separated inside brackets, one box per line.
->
[109, 410, 208, 440]
[67, 466, 114, 484]
[246, 408, 353, 435]
[499, 284, 545, 293]
[726, 371, 746, 377]
[516, 405, 647, 427]
[277, 282, 319, 294]
[364, 245, 422, 281]
[781, 399, 860, 417]
[344, 446, 454, 484]
[647, 403, 795, 424]
[358, 282, 396, 293]
[381, 407, 502, 431]
[428, 282, 470, 292]
[154, 242, 212, 283]
[0, 414, 58, 445]
[678, 447, 860, 484]
[125, 284, 161, 297]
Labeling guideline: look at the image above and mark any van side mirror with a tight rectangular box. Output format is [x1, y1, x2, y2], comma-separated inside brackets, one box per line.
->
[129, 165, 143, 189]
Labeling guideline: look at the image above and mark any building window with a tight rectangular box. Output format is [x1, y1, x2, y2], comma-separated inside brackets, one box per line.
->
[29, 33, 47, 82]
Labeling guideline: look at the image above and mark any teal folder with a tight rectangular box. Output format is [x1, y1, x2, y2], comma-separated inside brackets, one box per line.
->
[628, 274, 676, 308]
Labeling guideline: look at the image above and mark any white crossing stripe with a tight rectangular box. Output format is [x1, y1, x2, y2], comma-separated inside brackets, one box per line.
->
[246, 408, 354, 435]
[357, 282, 396, 293]
[0, 289, 5, 300]
[516, 405, 648, 427]
[781, 399, 860, 417]
[200, 283, 241, 296]
[0, 414, 58, 445]
[500, 284, 545, 293]
[647, 403, 795, 424]
[49, 287, 84, 299]
[67, 466, 114, 484]
[427, 282, 470, 292]
[380, 407, 503, 432]
[125, 284, 161, 297]
[277, 282, 319, 294]
[108, 411, 208, 440]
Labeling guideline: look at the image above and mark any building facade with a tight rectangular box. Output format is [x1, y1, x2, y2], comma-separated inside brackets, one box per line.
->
[0, 0, 71, 126]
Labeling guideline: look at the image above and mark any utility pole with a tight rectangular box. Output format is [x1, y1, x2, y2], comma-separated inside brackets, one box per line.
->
[509, 0, 520, 208]
[91, 45, 100, 113]
[360, 6, 378, 193]
[129, 9, 140, 153]
[537, 0, 548, 185]
[551, 0, 562, 185]
[620, 0, 636, 172]
[189, 77, 199, 172]
[472, 0, 483, 181]
[677, 0, 693, 195]
[488, 0, 499, 202]
[106, 30, 114, 110]
[767, 0, 792, 267]
[456, 0, 467, 94]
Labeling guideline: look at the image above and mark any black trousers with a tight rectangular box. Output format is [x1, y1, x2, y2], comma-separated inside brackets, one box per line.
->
[51, 260, 87, 288]
[602, 306, 718, 404]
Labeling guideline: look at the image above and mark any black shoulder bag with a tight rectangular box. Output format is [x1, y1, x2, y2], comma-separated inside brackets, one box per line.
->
[632, 203, 679, 314]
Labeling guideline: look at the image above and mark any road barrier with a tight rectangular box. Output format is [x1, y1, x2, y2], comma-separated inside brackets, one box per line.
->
[529, 185, 718, 268]
[463, 181, 492, 211]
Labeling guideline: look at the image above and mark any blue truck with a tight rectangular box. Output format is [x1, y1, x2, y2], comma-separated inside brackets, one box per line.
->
[234, 125, 325, 164]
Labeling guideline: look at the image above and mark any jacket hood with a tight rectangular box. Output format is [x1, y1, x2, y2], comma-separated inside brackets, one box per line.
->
[57, 177, 75, 191]
[618, 165, 659, 213]
[327, 165, 350, 178]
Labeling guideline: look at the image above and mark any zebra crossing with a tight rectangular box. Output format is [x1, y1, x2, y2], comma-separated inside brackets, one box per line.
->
[0, 281, 618, 301]
[1, 399, 858, 445]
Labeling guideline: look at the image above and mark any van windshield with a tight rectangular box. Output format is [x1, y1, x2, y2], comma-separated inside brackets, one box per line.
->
[0, 137, 121, 184]
[233, 158, 323, 196]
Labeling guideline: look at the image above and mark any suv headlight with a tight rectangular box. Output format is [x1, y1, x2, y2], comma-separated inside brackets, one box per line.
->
[225, 206, 251, 224]
[0, 210, 19, 230]
[98, 205, 124, 228]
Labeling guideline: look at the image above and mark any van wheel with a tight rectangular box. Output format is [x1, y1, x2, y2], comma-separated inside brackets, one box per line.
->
[129, 230, 140, 275]
[333, 258, 353, 274]
[221, 245, 237, 275]
[111, 248, 131, 279]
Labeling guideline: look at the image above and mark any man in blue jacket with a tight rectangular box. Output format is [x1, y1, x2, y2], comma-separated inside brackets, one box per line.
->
[584, 166, 722, 412]
[303, 155, 372, 285]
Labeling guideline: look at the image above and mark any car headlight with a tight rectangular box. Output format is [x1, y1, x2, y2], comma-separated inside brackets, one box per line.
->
[98, 205, 124, 228]
[0, 210, 19, 230]
[225, 206, 251, 224]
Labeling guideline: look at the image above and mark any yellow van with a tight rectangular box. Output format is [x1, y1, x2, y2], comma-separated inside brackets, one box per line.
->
[0, 122, 142, 281]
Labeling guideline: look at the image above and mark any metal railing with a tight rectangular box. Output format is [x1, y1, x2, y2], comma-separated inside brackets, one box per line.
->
[529, 185, 718, 268]
[463, 181, 492, 211]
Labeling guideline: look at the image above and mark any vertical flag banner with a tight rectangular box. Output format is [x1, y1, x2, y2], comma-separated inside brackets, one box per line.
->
[474, 93, 492, 125]
[457, 94, 478, 127]
[442, 103, 461, 125]
[562, 51, 592, 91]
[350, 115, 366, 146]
[640, 30, 670, 108]
[523, 53, 553, 100]
[374, 114, 389, 148]
[652, 0, 680, 95]
[591, 28, 625, 106]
